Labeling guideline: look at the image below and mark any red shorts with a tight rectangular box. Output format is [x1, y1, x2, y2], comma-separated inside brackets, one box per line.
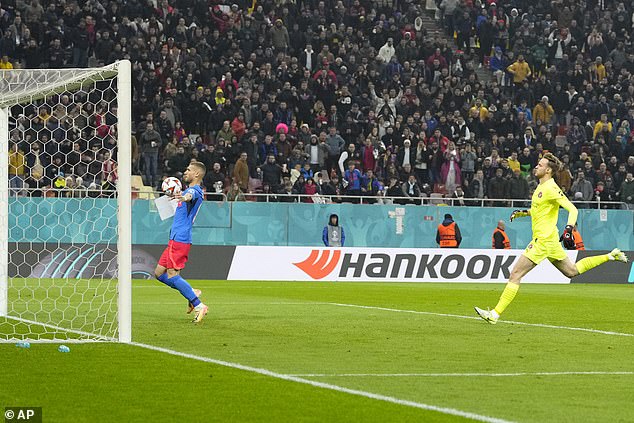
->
[158, 240, 191, 270]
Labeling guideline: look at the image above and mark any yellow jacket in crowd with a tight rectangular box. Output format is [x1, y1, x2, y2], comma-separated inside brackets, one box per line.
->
[0, 57, 13, 69]
[506, 59, 531, 84]
[593, 120, 612, 139]
[9, 148, 25, 176]
[533, 100, 555, 125]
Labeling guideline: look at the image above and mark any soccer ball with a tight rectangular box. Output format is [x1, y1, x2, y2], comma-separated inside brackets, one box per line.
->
[162, 177, 182, 196]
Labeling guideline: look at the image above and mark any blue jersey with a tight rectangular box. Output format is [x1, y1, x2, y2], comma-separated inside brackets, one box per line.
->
[169, 185, 204, 244]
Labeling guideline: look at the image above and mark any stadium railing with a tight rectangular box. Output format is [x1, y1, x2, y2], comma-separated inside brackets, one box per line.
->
[8, 187, 628, 209]
[121, 190, 630, 209]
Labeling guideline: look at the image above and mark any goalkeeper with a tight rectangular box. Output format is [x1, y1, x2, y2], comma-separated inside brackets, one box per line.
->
[475, 153, 628, 324]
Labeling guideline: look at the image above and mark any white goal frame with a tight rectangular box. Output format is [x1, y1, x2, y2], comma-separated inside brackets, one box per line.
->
[0, 60, 132, 343]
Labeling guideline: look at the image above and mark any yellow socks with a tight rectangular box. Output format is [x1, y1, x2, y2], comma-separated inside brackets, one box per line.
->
[494, 283, 520, 316]
[489, 254, 610, 318]
[575, 254, 609, 275]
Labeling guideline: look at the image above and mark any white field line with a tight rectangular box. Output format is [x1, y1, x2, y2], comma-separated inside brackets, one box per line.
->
[289, 371, 634, 378]
[136, 302, 325, 305]
[1, 316, 116, 342]
[0, 339, 105, 344]
[136, 300, 634, 337]
[130, 341, 513, 423]
[326, 303, 634, 337]
[132, 285, 282, 289]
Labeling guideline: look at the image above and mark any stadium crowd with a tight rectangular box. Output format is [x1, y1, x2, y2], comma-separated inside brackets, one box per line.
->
[3, 0, 634, 207]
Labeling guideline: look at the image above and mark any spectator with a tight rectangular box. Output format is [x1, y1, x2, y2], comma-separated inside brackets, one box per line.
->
[533, 96, 555, 127]
[618, 173, 634, 208]
[378, 38, 395, 64]
[217, 121, 235, 145]
[204, 163, 226, 199]
[0, 54, 13, 69]
[451, 185, 466, 206]
[427, 141, 443, 185]
[304, 135, 328, 172]
[303, 177, 318, 203]
[9, 142, 25, 196]
[441, 142, 462, 193]
[163, 138, 180, 162]
[490, 47, 508, 86]
[385, 176, 403, 202]
[507, 55, 531, 86]
[509, 169, 530, 202]
[233, 152, 249, 192]
[570, 171, 594, 205]
[488, 168, 509, 206]
[326, 127, 345, 172]
[102, 151, 118, 191]
[260, 154, 282, 191]
[231, 114, 247, 140]
[25, 142, 49, 197]
[338, 143, 358, 176]
[414, 139, 429, 184]
[139, 123, 161, 188]
[71, 19, 91, 68]
[279, 181, 297, 203]
[156, 110, 174, 146]
[226, 181, 245, 202]
[168, 145, 190, 175]
[396, 139, 416, 171]
[343, 161, 362, 199]
[361, 169, 382, 201]
[270, 19, 290, 53]
[401, 174, 421, 204]
[325, 174, 344, 202]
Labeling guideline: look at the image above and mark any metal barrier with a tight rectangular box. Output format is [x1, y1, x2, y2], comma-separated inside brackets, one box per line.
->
[194, 192, 629, 210]
[10, 186, 628, 210]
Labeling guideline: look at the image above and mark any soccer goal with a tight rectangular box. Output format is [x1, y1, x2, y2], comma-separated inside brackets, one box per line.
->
[0, 61, 132, 343]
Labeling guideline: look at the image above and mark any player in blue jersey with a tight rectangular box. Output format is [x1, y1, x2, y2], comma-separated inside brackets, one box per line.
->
[154, 161, 209, 323]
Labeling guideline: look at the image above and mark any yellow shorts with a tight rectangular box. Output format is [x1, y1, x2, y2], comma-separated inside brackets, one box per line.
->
[522, 234, 568, 264]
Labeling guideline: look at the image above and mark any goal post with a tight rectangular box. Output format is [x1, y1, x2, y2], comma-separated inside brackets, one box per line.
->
[0, 107, 9, 319]
[0, 61, 132, 343]
[117, 60, 132, 343]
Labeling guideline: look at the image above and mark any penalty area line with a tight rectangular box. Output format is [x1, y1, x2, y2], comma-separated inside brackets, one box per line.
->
[326, 303, 634, 337]
[130, 341, 514, 423]
[289, 371, 634, 378]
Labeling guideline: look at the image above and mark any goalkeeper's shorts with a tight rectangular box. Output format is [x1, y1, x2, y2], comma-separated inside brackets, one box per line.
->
[523, 232, 567, 265]
[158, 240, 191, 270]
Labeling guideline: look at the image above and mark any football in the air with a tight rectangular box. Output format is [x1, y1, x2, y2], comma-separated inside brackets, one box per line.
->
[162, 177, 182, 196]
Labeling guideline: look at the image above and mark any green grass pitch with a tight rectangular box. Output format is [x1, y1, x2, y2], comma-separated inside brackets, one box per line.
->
[1, 281, 634, 422]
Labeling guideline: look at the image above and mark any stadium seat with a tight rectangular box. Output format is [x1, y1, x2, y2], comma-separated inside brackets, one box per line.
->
[429, 193, 445, 205]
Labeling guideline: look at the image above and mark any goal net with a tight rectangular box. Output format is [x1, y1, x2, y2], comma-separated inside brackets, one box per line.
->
[0, 61, 131, 343]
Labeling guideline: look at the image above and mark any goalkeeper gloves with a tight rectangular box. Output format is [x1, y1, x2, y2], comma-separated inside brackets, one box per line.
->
[560, 225, 576, 250]
[510, 210, 529, 222]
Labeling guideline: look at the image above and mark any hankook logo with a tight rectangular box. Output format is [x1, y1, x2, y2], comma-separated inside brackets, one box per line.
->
[293, 249, 342, 280]
[294, 250, 517, 281]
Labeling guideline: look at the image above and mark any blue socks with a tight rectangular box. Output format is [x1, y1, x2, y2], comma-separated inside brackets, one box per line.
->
[157, 273, 173, 287]
[170, 275, 200, 305]
[156, 273, 201, 306]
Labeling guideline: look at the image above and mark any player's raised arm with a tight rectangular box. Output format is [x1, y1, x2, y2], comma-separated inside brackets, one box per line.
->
[555, 192, 579, 228]
[510, 209, 530, 221]
[555, 191, 579, 249]
[174, 190, 194, 202]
